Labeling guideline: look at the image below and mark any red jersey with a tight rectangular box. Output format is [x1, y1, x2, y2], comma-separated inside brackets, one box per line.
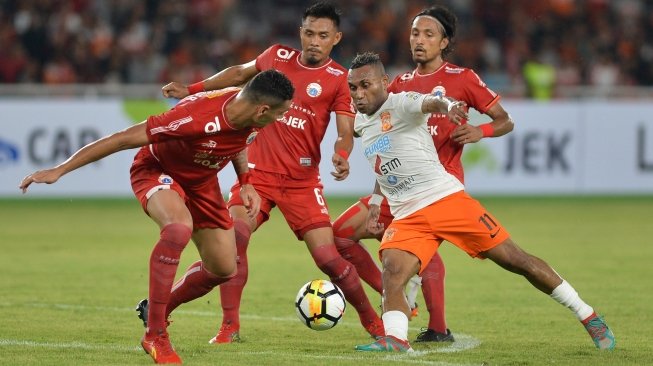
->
[248, 44, 355, 179]
[141, 88, 259, 183]
[388, 62, 500, 183]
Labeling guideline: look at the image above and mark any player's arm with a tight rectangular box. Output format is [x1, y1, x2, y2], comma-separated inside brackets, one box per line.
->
[331, 113, 354, 181]
[451, 102, 514, 145]
[20, 122, 149, 193]
[366, 182, 385, 235]
[421, 95, 468, 124]
[162, 60, 260, 99]
[230, 149, 260, 220]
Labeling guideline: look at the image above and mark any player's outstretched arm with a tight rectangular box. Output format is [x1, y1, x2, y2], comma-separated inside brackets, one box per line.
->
[366, 182, 385, 236]
[422, 95, 468, 124]
[162, 60, 260, 99]
[450, 102, 514, 145]
[19, 122, 149, 193]
[331, 114, 354, 181]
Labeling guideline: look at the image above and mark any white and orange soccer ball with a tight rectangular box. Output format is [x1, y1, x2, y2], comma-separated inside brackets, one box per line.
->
[295, 279, 346, 331]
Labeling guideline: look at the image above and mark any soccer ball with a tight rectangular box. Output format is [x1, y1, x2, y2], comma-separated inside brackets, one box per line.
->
[295, 279, 346, 331]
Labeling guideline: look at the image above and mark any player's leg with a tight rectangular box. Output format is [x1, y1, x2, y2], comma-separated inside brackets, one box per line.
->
[355, 248, 420, 352]
[332, 198, 383, 294]
[140, 189, 193, 364]
[304, 227, 384, 339]
[416, 252, 454, 342]
[214, 176, 273, 343]
[482, 238, 615, 350]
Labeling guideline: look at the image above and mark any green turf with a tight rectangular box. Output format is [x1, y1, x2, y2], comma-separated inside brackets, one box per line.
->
[1, 196, 651, 365]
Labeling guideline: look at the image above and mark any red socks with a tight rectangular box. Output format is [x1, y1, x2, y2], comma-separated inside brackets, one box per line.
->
[334, 237, 383, 294]
[219, 219, 251, 326]
[166, 260, 234, 317]
[147, 223, 192, 334]
[421, 252, 447, 333]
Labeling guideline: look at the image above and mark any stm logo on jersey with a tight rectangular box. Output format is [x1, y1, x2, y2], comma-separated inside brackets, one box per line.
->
[276, 48, 296, 62]
[374, 155, 402, 175]
[364, 135, 391, 158]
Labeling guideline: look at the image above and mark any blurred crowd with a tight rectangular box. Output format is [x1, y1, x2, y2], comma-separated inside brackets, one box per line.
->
[1, 0, 652, 98]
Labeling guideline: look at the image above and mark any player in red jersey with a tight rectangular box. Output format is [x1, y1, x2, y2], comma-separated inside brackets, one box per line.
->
[332, 5, 514, 343]
[20, 70, 294, 364]
[161, 2, 384, 343]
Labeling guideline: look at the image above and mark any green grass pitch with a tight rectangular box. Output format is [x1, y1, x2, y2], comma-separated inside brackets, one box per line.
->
[1, 196, 652, 365]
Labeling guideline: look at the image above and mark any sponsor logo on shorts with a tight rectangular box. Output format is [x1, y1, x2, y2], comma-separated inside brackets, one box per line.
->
[383, 228, 397, 242]
[306, 83, 322, 98]
[490, 229, 502, 238]
[158, 174, 173, 185]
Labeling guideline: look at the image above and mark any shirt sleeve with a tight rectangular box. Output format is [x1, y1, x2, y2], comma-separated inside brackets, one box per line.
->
[396, 92, 429, 127]
[462, 69, 501, 114]
[332, 77, 356, 117]
[145, 104, 197, 143]
[254, 44, 279, 71]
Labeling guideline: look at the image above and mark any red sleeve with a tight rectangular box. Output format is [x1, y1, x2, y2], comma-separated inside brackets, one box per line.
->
[145, 104, 198, 143]
[387, 75, 402, 93]
[255, 44, 281, 71]
[463, 69, 500, 114]
[332, 76, 355, 117]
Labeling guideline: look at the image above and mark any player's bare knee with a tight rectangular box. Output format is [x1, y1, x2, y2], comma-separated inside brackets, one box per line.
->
[203, 261, 237, 278]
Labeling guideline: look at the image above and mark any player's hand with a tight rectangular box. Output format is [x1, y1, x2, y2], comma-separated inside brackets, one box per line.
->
[162, 82, 190, 99]
[331, 153, 350, 181]
[447, 101, 468, 125]
[19, 168, 63, 194]
[239, 184, 261, 220]
[451, 123, 483, 145]
[366, 204, 384, 236]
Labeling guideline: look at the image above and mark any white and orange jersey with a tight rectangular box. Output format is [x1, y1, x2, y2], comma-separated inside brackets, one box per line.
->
[354, 92, 463, 219]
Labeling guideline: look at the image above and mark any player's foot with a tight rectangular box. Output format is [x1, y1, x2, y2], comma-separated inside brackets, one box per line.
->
[414, 328, 454, 342]
[409, 303, 419, 320]
[141, 331, 182, 364]
[582, 313, 615, 350]
[136, 299, 149, 327]
[208, 321, 241, 344]
[355, 335, 414, 352]
[362, 317, 385, 339]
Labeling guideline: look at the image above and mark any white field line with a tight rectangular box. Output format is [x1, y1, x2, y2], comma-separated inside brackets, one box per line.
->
[1, 302, 482, 358]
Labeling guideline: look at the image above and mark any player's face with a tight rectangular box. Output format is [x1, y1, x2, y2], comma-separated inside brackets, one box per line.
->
[299, 16, 342, 65]
[348, 65, 389, 116]
[410, 16, 449, 64]
[253, 100, 292, 127]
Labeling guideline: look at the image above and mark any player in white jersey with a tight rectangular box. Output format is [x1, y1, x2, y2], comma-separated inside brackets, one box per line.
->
[348, 52, 615, 353]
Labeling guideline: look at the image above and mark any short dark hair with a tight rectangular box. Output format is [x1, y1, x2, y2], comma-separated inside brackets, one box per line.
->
[303, 1, 341, 27]
[413, 5, 457, 57]
[243, 69, 294, 106]
[350, 52, 385, 74]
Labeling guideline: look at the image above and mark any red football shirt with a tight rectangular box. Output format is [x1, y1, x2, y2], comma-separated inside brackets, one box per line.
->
[388, 62, 500, 184]
[248, 44, 355, 179]
[142, 88, 259, 183]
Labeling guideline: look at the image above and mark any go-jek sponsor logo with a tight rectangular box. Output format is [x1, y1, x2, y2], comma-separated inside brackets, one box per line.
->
[364, 135, 391, 158]
[0, 138, 20, 167]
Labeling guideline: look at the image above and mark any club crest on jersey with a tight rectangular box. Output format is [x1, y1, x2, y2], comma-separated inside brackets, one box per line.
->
[432, 85, 446, 97]
[246, 131, 258, 145]
[158, 174, 173, 185]
[306, 82, 322, 98]
[380, 111, 393, 132]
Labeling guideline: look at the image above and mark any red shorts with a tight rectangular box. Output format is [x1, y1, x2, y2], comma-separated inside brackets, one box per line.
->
[130, 149, 232, 230]
[228, 169, 331, 240]
[380, 191, 510, 274]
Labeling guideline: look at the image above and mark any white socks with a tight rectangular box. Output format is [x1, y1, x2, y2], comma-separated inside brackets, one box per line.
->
[382, 310, 409, 340]
[550, 280, 594, 321]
